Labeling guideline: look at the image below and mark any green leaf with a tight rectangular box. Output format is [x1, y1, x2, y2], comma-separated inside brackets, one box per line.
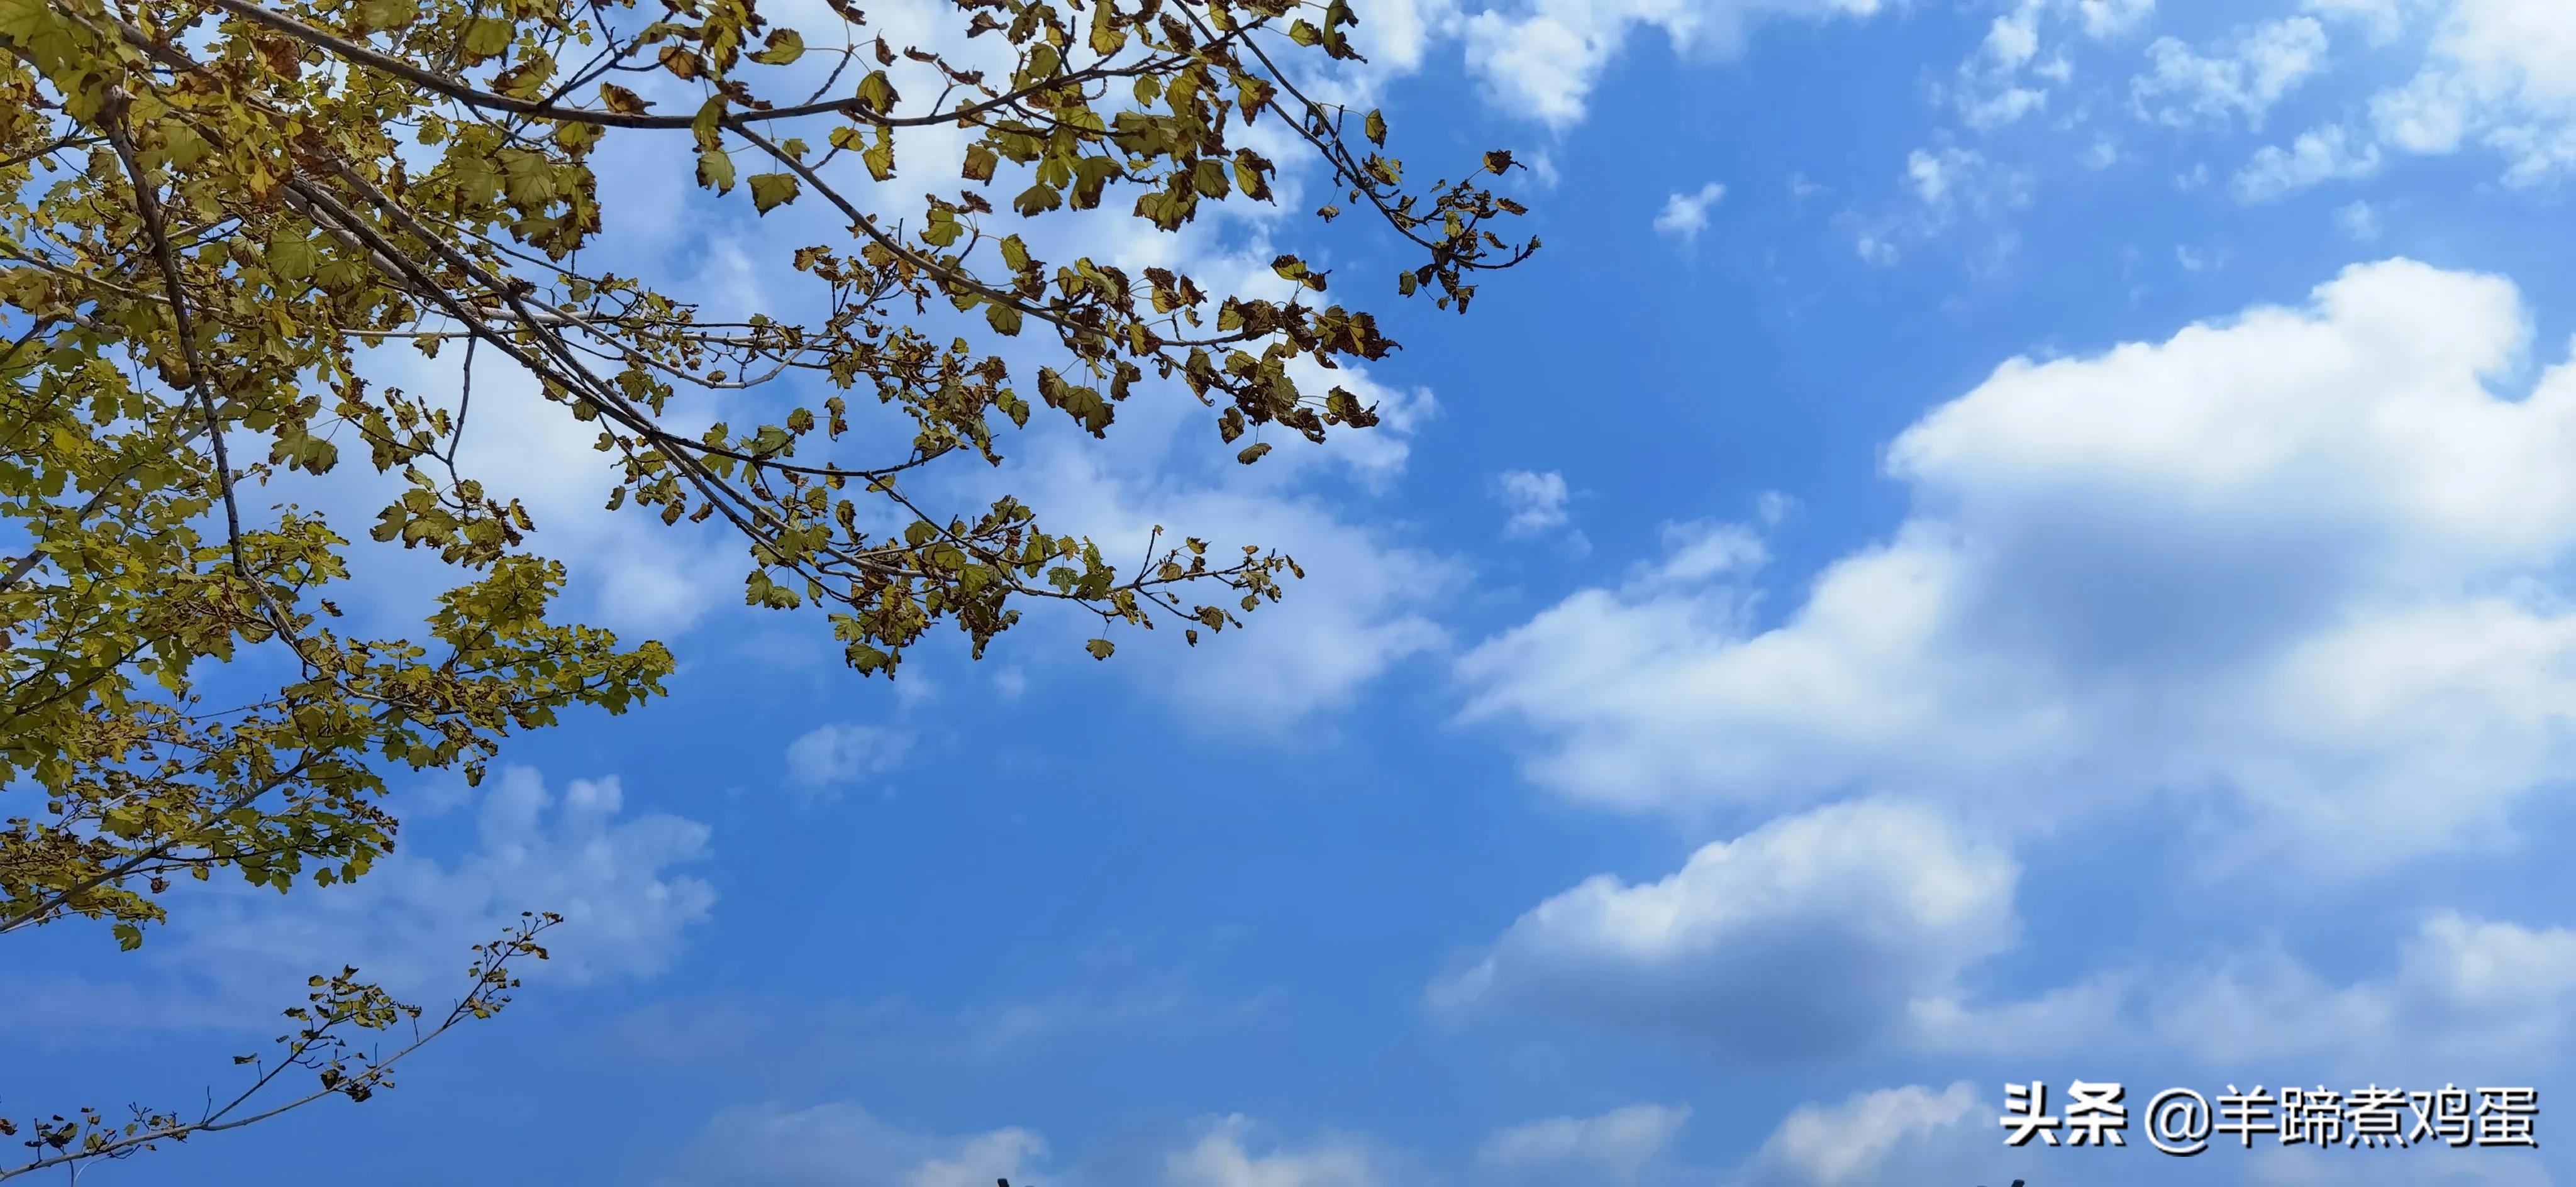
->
[861, 131, 895, 182]
[748, 173, 800, 214]
[462, 16, 513, 60]
[267, 232, 319, 282]
[1085, 639, 1115, 660]
[1014, 183, 1062, 217]
[696, 149, 736, 193]
[857, 70, 897, 114]
[691, 96, 727, 152]
[1236, 441, 1272, 465]
[1089, 11, 1126, 55]
[354, 0, 418, 31]
[751, 28, 806, 65]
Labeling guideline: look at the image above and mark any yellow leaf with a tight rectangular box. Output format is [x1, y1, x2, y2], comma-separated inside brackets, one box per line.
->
[697, 149, 736, 193]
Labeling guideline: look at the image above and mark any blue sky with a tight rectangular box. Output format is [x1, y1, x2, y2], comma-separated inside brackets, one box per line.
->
[14, 0, 2576, 1183]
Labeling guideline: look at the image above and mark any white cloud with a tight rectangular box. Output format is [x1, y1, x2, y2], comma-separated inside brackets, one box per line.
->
[1165, 1117, 1387, 1187]
[314, 337, 745, 639]
[1427, 800, 2018, 1059]
[993, 666, 1030, 699]
[1724, 1081, 2106, 1187]
[1461, 0, 1887, 127]
[2232, 123, 2387, 201]
[891, 208, 1466, 728]
[2304, 0, 2407, 45]
[782, 722, 911, 797]
[1905, 907, 2576, 1081]
[660, 1101, 1048, 1187]
[1652, 182, 1728, 244]
[189, 767, 715, 998]
[1650, 520, 1768, 586]
[1024, 450, 1460, 727]
[960, 985, 1189, 1052]
[1944, 0, 2154, 132]
[1960, 83, 2050, 131]
[1478, 1103, 1691, 1184]
[1729, 1083, 1991, 1187]
[2338, 199, 2386, 240]
[2148, 912, 2576, 1078]
[1953, 1, 2052, 129]
[1455, 260, 2576, 874]
[2133, 16, 2331, 131]
[2175, 244, 2224, 272]
[2077, 0, 2156, 40]
[1985, 3, 2043, 68]
[1908, 146, 1983, 207]
[2365, 0, 2576, 184]
[1497, 470, 1574, 536]
[1753, 491, 1800, 526]
[1948, 0, 2165, 131]
[1902, 146, 2029, 224]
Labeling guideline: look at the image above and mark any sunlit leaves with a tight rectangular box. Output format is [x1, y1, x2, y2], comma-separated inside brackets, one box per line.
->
[0, 16, 1532, 1170]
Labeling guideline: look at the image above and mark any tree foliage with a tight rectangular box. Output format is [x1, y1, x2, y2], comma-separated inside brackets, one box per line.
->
[0, 0, 1529, 1173]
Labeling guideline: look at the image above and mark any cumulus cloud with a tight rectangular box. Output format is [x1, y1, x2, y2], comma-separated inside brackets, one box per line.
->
[1907, 146, 1984, 208]
[309, 334, 747, 639]
[1953, 1, 2053, 130]
[167, 767, 715, 1008]
[1456, 259, 2576, 874]
[2131, 16, 2331, 131]
[2077, 0, 2156, 40]
[2366, 0, 2576, 184]
[1477, 1103, 1690, 1184]
[2231, 0, 2576, 192]
[2304, 0, 2406, 45]
[1946, 0, 2159, 131]
[1899, 905, 2576, 1084]
[1461, 0, 1887, 127]
[827, 210, 1471, 728]
[660, 1101, 1047, 1187]
[1164, 1116, 1389, 1187]
[782, 722, 912, 798]
[1907, 146, 2033, 224]
[1841, 145, 2031, 271]
[2233, 123, 2386, 201]
[1023, 450, 1461, 728]
[2146, 912, 2576, 1078]
[1653, 182, 1728, 245]
[1731, 1083, 1974, 1187]
[1427, 800, 2018, 1059]
[1725, 1083, 2067, 1187]
[1496, 470, 1574, 537]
